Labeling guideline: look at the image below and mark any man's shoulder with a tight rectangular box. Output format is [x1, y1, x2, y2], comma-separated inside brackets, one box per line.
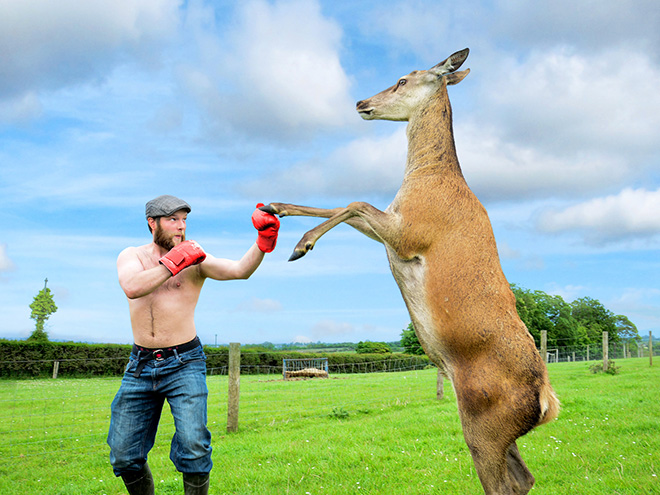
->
[118, 243, 155, 263]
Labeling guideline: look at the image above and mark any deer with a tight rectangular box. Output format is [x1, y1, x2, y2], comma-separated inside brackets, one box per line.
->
[260, 48, 559, 494]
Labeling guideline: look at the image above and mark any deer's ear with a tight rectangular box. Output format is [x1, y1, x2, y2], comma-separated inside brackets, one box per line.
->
[429, 48, 469, 76]
[446, 69, 470, 86]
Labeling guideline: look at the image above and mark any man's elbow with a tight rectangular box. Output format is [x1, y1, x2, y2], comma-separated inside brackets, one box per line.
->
[124, 289, 141, 300]
[235, 271, 252, 281]
[123, 285, 147, 300]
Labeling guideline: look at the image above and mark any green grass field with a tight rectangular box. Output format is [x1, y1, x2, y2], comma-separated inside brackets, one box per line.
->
[0, 358, 658, 494]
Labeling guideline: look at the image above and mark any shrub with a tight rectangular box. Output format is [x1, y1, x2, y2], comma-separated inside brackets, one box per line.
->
[589, 361, 621, 375]
[355, 341, 391, 354]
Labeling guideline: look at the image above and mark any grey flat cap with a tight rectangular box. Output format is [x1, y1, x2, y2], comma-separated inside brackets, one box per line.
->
[145, 195, 191, 219]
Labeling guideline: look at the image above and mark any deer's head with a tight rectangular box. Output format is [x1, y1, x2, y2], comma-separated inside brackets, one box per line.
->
[356, 48, 470, 122]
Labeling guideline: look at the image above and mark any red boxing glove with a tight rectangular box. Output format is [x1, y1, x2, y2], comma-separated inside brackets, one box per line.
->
[159, 240, 207, 276]
[252, 203, 280, 253]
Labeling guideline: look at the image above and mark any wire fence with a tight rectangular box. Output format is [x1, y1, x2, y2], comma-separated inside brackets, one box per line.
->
[0, 356, 435, 464]
[0, 344, 656, 466]
[206, 355, 432, 376]
[543, 339, 657, 363]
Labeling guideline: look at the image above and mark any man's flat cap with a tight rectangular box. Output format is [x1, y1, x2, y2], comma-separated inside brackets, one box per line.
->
[145, 195, 191, 219]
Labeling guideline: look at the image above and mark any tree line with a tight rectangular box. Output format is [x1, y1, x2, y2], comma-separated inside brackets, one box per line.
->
[22, 278, 642, 356]
[401, 284, 641, 354]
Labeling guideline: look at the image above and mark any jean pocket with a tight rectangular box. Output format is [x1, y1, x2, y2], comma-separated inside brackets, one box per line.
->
[177, 347, 206, 366]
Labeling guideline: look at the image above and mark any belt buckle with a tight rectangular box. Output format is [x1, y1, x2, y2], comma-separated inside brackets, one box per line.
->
[153, 349, 165, 361]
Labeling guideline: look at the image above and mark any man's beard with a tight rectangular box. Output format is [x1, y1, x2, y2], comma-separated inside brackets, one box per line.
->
[154, 222, 185, 250]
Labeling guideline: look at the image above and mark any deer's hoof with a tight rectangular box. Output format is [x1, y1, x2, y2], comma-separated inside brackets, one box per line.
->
[288, 242, 314, 262]
[288, 250, 306, 262]
[259, 204, 279, 215]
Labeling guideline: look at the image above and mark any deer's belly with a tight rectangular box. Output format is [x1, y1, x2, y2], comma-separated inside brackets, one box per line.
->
[386, 251, 451, 373]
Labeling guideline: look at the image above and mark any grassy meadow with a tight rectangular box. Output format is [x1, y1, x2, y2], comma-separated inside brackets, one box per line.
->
[0, 358, 658, 494]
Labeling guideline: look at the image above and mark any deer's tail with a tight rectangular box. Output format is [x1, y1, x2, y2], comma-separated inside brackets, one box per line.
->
[537, 382, 560, 426]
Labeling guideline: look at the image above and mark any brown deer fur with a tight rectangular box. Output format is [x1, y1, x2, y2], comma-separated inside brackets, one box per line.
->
[261, 48, 559, 494]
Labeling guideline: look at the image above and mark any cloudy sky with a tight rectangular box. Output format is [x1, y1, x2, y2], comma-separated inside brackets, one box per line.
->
[1, 0, 659, 345]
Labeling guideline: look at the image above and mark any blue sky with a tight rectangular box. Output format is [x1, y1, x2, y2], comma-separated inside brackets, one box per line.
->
[1, 0, 659, 345]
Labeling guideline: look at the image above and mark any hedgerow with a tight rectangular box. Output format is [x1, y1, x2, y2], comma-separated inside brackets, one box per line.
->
[0, 340, 430, 379]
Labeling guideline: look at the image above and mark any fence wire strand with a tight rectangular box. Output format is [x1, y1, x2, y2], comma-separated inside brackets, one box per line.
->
[0, 344, 656, 464]
[0, 357, 435, 463]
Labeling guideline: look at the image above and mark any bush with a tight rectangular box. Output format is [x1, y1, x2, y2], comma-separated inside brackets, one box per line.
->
[355, 341, 391, 354]
[589, 361, 621, 375]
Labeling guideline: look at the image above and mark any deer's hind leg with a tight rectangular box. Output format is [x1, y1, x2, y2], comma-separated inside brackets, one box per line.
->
[454, 370, 539, 494]
[461, 416, 535, 495]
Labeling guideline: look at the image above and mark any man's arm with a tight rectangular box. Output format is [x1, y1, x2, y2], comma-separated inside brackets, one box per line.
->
[199, 243, 265, 281]
[117, 247, 171, 299]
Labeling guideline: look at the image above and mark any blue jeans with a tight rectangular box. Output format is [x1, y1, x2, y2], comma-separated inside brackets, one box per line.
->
[107, 344, 212, 476]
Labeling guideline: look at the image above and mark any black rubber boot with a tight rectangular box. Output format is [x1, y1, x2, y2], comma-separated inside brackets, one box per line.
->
[183, 473, 210, 495]
[120, 463, 155, 495]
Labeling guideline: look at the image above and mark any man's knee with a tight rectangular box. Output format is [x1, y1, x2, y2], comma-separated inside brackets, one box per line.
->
[170, 429, 213, 474]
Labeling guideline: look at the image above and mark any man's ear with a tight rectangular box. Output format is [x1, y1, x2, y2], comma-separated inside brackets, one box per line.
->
[147, 217, 158, 232]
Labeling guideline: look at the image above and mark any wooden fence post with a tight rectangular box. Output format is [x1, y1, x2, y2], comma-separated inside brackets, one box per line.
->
[436, 368, 444, 400]
[541, 331, 547, 363]
[650, 331, 653, 367]
[602, 332, 609, 372]
[52, 361, 60, 379]
[227, 342, 241, 433]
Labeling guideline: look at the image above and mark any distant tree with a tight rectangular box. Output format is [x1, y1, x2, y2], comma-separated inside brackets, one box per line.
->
[511, 286, 636, 347]
[400, 323, 425, 355]
[28, 279, 57, 342]
[613, 314, 640, 342]
[510, 285, 553, 345]
[355, 341, 391, 354]
[570, 296, 618, 342]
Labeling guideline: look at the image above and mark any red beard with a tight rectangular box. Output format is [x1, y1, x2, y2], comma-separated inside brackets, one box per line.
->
[154, 221, 185, 250]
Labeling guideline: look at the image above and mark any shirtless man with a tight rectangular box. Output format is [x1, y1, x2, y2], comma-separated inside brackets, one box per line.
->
[107, 194, 279, 495]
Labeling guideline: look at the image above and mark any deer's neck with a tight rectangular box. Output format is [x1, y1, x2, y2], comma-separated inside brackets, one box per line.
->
[404, 90, 463, 179]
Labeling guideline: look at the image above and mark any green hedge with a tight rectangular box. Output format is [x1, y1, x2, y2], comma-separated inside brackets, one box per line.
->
[0, 340, 430, 379]
[0, 340, 131, 378]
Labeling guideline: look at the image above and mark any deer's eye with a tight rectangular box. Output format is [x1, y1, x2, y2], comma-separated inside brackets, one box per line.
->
[398, 79, 407, 87]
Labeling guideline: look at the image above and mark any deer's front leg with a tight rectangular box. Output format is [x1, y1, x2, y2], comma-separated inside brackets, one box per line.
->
[261, 202, 385, 243]
[264, 202, 400, 261]
[260, 203, 344, 219]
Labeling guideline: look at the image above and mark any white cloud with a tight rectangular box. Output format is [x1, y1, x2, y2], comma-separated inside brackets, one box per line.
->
[0, 244, 15, 273]
[493, 0, 660, 57]
[456, 122, 628, 203]
[0, 91, 42, 124]
[235, 297, 283, 313]
[477, 47, 660, 159]
[243, 127, 407, 199]
[545, 284, 588, 303]
[361, 2, 454, 61]
[454, 47, 660, 203]
[536, 188, 660, 244]
[497, 241, 521, 260]
[0, 0, 180, 116]
[310, 319, 355, 339]
[180, 0, 355, 141]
